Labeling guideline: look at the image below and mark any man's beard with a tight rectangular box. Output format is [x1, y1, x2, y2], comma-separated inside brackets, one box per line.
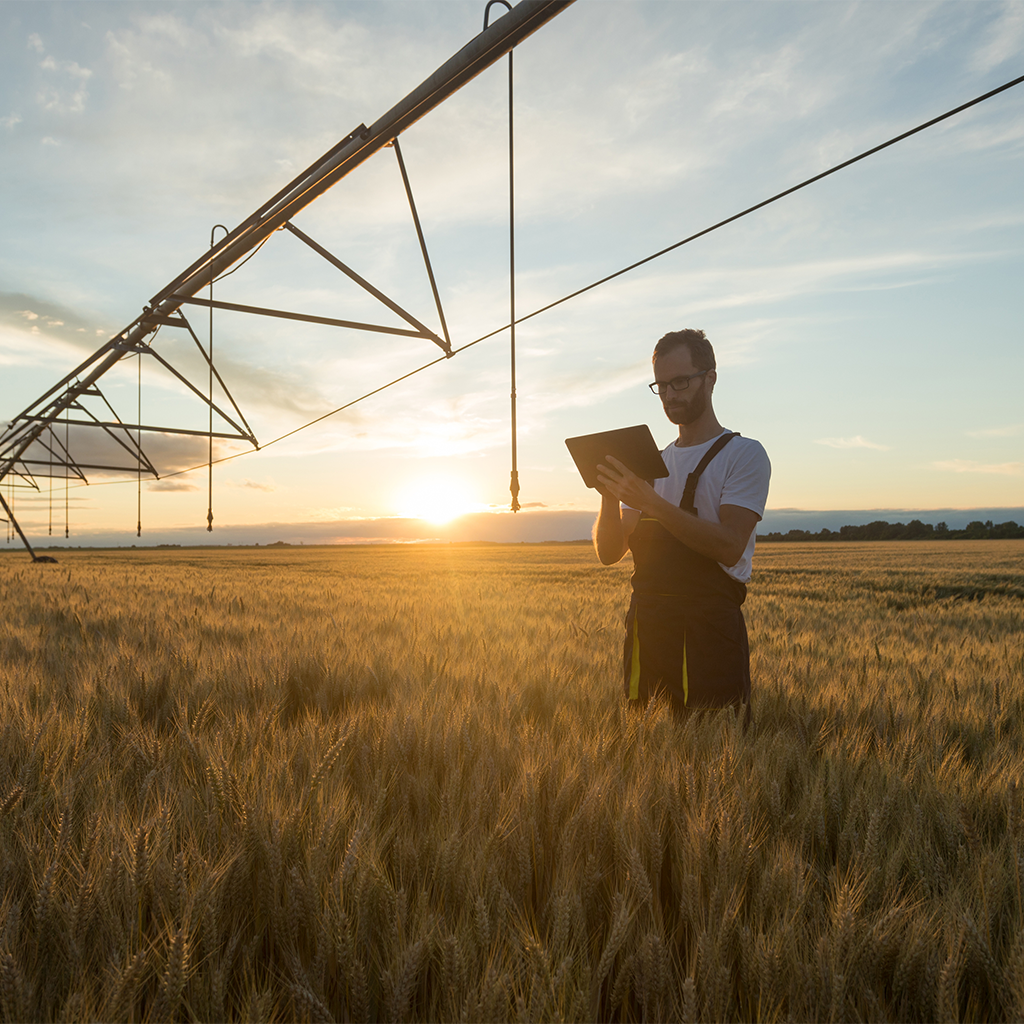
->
[664, 382, 708, 425]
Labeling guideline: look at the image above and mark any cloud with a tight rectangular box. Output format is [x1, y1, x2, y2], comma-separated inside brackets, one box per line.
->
[148, 479, 198, 492]
[36, 51, 93, 115]
[934, 459, 1023, 475]
[0, 290, 110, 342]
[967, 424, 1023, 438]
[231, 478, 276, 491]
[971, 2, 1024, 73]
[1, 114, 21, 130]
[815, 436, 890, 450]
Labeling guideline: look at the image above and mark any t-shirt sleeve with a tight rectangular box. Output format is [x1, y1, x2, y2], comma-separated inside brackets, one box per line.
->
[721, 441, 771, 518]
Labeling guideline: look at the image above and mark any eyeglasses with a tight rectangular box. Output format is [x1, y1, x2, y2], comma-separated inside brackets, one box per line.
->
[648, 370, 710, 396]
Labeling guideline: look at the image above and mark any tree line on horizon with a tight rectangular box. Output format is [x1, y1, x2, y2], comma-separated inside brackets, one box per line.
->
[758, 518, 1024, 542]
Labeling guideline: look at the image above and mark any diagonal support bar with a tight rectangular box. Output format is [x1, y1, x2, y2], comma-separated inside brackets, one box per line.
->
[392, 137, 452, 354]
[0, 489, 40, 562]
[175, 295, 433, 341]
[281, 223, 450, 354]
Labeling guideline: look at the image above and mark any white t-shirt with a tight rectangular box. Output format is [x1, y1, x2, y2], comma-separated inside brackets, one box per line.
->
[625, 430, 771, 584]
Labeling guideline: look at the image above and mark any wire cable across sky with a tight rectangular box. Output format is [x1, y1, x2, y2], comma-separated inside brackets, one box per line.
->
[73, 68, 1024, 489]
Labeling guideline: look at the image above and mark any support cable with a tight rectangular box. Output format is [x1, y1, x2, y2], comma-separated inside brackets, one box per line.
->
[515, 70, 1024, 325]
[56, 70, 1024, 492]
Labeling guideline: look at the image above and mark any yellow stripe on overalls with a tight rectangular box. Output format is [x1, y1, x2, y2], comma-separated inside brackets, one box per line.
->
[629, 610, 688, 705]
[682, 633, 688, 706]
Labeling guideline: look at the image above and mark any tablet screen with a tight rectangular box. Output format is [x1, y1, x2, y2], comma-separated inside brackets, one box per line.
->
[565, 424, 669, 489]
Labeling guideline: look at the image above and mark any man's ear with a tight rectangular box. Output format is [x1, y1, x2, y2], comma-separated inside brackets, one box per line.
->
[708, 368, 718, 390]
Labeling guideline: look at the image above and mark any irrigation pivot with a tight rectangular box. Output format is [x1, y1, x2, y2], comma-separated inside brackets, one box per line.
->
[0, 0, 574, 562]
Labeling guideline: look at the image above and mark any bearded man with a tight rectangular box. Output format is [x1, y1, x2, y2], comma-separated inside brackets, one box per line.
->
[593, 329, 771, 718]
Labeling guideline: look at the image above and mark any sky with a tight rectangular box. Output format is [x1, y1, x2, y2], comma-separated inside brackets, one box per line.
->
[2, 0, 1023, 548]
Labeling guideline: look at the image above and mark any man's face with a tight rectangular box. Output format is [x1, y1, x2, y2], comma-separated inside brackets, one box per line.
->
[653, 347, 714, 426]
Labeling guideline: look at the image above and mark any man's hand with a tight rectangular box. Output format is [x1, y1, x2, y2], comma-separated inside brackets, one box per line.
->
[592, 459, 643, 564]
[597, 454, 759, 568]
[595, 455, 660, 514]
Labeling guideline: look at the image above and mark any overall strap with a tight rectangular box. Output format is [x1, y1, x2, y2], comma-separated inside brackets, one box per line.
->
[680, 432, 739, 514]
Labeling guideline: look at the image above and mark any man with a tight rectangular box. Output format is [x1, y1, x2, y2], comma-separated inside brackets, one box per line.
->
[593, 329, 770, 717]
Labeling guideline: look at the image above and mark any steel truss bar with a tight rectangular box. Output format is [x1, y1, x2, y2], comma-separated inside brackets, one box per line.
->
[7, 348, 120, 426]
[177, 317, 258, 445]
[111, 343, 257, 446]
[391, 138, 452, 353]
[0, 490, 40, 561]
[35, 424, 87, 483]
[17, 460, 159, 475]
[4, 467, 41, 490]
[281, 222, 449, 353]
[174, 295, 432, 342]
[14, 392, 155, 482]
[141, 314, 191, 328]
[70, 401, 160, 479]
[20, 414, 150, 486]
[19, 417, 253, 443]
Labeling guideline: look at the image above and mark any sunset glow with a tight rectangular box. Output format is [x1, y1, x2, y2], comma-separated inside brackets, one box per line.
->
[395, 477, 479, 525]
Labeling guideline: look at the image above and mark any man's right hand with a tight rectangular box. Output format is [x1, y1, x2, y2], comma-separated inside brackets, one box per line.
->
[592, 482, 639, 565]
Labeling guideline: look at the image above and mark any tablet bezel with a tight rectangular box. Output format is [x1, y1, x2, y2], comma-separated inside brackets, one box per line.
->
[565, 424, 669, 489]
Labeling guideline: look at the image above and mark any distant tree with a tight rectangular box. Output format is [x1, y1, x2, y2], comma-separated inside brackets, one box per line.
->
[757, 518, 1022, 542]
[992, 520, 1024, 539]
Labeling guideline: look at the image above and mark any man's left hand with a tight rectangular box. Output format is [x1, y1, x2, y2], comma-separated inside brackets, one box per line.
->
[595, 455, 662, 513]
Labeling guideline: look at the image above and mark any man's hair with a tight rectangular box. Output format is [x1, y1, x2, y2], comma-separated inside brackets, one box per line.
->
[652, 329, 716, 371]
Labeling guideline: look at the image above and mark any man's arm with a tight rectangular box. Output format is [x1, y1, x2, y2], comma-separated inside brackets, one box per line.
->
[596, 455, 758, 567]
[593, 490, 641, 565]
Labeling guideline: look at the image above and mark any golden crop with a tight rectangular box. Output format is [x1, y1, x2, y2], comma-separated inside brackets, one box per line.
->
[0, 540, 1022, 1022]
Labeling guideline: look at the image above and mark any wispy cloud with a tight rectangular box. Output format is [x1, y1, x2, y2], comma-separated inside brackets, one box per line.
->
[970, 2, 1024, 73]
[815, 436, 890, 450]
[934, 459, 1022, 475]
[231, 478, 276, 492]
[35, 43, 92, 115]
[148, 479, 198, 492]
[1, 292, 110, 352]
[967, 423, 1023, 438]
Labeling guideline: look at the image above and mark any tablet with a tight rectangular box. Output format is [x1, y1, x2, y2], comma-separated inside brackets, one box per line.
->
[565, 424, 669, 489]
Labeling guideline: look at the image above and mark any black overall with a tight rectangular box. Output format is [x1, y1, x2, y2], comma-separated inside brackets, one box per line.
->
[622, 433, 751, 713]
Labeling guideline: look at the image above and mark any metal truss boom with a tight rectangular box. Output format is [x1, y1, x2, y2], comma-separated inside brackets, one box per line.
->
[0, 1, 575, 560]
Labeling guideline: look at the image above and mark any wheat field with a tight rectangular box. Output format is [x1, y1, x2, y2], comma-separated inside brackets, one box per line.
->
[0, 539, 1022, 1022]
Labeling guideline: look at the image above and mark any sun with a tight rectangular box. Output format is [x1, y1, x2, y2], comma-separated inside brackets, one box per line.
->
[395, 477, 479, 525]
